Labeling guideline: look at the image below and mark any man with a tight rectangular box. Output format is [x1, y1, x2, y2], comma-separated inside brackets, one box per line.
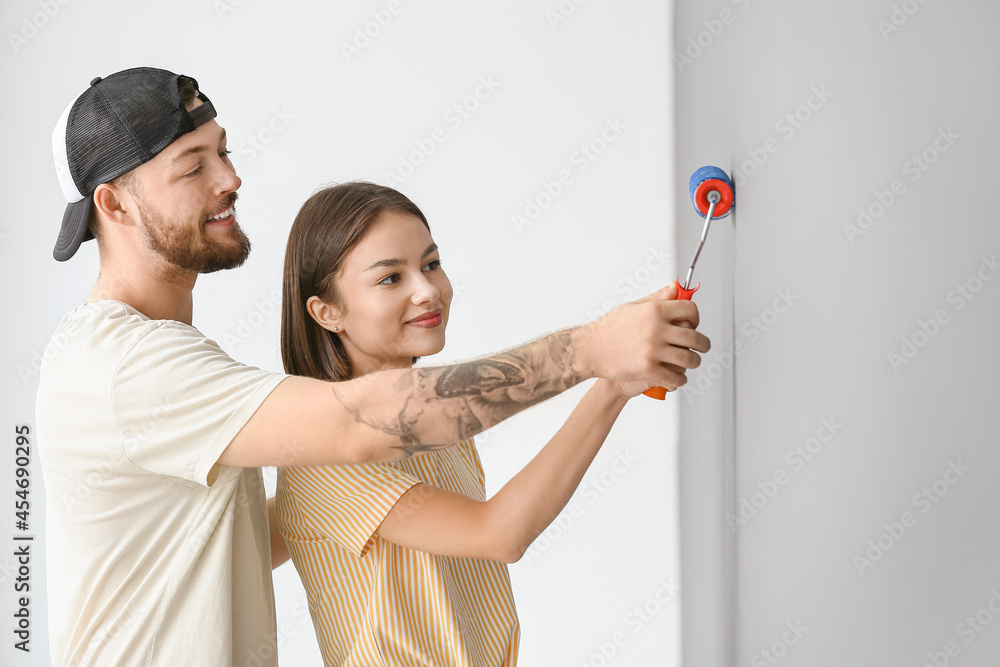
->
[37, 67, 709, 666]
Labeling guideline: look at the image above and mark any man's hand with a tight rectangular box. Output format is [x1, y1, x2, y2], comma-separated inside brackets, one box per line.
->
[573, 282, 711, 392]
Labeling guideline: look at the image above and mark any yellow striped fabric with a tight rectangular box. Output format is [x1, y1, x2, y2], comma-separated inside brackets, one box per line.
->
[277, 439, 520, 666]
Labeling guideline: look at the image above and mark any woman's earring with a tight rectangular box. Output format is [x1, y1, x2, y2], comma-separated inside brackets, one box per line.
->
[332, 326, 339, 332]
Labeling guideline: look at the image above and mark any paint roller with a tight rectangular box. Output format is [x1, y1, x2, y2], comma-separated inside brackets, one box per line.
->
[644, 165, 734, 400]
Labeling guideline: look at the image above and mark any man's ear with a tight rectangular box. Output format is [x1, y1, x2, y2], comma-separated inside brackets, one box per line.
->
[306, 295, 345, 334]
[92, 182, 138, 228]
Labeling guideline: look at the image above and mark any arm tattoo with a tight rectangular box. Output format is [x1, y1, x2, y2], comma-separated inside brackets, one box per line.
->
[331, 330, 583, 457]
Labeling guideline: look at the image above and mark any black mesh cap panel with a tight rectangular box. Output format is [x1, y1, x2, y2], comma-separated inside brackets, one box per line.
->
[64, 67, 202, 195]
[53, 67, 219, 261]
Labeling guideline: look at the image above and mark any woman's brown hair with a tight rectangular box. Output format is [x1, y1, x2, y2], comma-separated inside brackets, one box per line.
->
[281, 182, 429, 381]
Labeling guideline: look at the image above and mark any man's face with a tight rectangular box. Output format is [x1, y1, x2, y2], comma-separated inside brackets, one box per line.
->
[125, 102, 249, 274]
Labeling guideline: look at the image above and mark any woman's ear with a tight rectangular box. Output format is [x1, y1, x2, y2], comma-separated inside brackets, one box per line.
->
[306, 295, 344, 334]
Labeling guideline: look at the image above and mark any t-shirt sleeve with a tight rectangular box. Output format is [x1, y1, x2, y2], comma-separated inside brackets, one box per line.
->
[111, 321, 286, 489]
[281, 463, 421, 557]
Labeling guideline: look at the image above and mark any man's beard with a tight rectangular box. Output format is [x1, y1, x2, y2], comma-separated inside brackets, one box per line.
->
[138, 193, 251, 274]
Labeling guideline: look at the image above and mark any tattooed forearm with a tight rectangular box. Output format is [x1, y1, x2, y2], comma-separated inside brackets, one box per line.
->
[330, 329, 586, 458]
[431, 359, 526, 398]
[420, 330, 581, 419]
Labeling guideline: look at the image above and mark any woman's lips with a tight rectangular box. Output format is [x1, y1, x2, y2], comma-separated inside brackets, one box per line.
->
[407, 309, 443, 328]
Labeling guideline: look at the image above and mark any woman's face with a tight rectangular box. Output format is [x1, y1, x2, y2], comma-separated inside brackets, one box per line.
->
[323, 209, 452, 375]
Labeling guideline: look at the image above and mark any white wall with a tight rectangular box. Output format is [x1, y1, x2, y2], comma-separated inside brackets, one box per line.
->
[675, 1, 1000, 665]
[0, 1, 685, 665]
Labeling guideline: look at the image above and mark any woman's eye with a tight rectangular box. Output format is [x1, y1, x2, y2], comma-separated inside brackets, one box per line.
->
[378, 273, 401, 286]
[220, 149, 232, 159]
[423, 259, 442, 271]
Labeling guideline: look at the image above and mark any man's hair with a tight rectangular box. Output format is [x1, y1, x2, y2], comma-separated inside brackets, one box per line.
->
[87, 76, 201, 238]
[177, 75, 199, 107]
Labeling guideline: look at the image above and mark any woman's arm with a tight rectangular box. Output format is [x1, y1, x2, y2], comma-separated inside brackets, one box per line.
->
[267, 496, 291, 569]
[374, 378, 634, 563]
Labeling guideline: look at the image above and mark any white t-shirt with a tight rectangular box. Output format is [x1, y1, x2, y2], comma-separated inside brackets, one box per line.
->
[36, 301, 286, 666]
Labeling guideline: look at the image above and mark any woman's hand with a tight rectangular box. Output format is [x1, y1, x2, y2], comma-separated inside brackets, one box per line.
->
[610, 377, 662, 400]
[592, 377, 647, 402]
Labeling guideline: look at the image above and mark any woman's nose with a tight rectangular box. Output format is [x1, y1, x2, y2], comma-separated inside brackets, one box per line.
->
[411, 273, 440, 304]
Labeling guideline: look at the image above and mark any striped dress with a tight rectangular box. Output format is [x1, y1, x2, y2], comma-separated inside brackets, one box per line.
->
[276, 439, 520, 666]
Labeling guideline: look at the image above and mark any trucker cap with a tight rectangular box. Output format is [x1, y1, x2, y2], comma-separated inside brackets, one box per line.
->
[51, 67, 217, 261]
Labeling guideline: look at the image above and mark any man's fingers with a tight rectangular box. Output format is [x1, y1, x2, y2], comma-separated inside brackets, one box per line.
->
[630, 341, 704, 390]
[659, 342, 703, 370]
[636, 282, 679, 304]
[660, 299, 700, 330]
[647, 317, 711, 357]
[660, 362, 689, 378]
[638, 329, 711, 389]
[647, 365, 687, 391]
[669, 325, 711, 354]
[587, 283, 710, 386]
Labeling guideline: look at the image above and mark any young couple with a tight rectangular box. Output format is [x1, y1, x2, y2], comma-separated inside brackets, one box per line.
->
[39, 67, 709, 666]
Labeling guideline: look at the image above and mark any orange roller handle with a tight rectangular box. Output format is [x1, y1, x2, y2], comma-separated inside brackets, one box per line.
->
[642, 280, 700, 400]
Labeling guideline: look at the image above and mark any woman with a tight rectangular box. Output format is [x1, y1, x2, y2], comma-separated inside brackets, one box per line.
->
[277, 182, 662, 666]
